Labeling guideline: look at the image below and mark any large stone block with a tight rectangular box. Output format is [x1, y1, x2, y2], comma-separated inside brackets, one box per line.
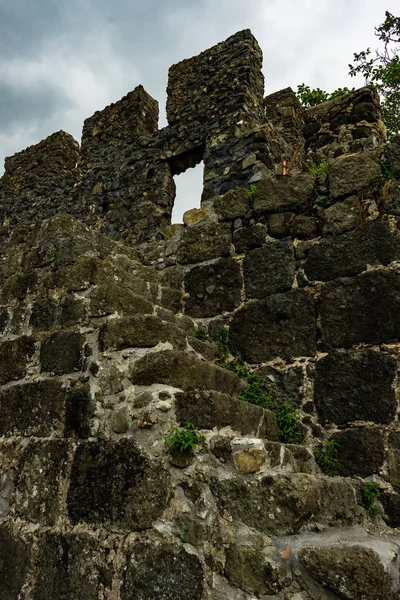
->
[32, 533, 112, 600]
[332, 427, 385, 477]
[229, 290, 317, 363]
[314, 350, 397, 425]
[122, 541, 204, 600]
[300, 546, 395, 600]
[176, 223, 232, 264]
[15, 440, 68, 525]
[88, 283, 153, 317]
[320, 270, 400, 348]
[184, 258, 242, 318]
[99, 315, 182, 351]
[252, 173, 313, 215]
[175, 390, 278, 439]
[65, 385, 94, 438]
[244, 239, 295, 299]
[0, 526, 30, 600]
[40, 330, 84, 375]
[305, 219, 400, 281]
[0, 380, 66, 437]
[67, 439, 170, 530]
[211, 473, 361, 536]
[328, 151, 381, 199]
[233, 223, 267, 253]
[129, 349, 244, 396]
[0, 336, 36, 385]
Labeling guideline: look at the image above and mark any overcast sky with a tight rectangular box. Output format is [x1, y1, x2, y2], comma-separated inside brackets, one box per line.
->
[0, 0, 399, 221]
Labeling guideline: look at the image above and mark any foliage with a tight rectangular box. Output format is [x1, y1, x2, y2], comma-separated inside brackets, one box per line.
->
[194, 327, 208, 342]
[296, 84, 353, 109]
[372, 157, 398, 193]
[275, 402, 304, 444]
[247, 184, 257, 201]
[165, 422, 205, 454]
[238, 373, 274, 410]
[48, 249, 56, 263]
[216, 327, 249, 377]
[314, 440, 343, 476]
[361, 481, 382, 516]
[307, 161, 329, 177]
[349, 10, 400, 136]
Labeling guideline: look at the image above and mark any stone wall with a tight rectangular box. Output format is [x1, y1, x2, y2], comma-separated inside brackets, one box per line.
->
[1, 29, 400, 600]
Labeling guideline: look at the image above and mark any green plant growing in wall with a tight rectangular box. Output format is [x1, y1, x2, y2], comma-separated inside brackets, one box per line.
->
[275, 402, 304, 444]
[307, 161, 329, 177]
[165, 422, 205, 454]
[238, 373, 274, 410]
[362, 481, 382, 516]
[247, 184, 257, 201]
[314, 440, 343, 476]
[194, 326, 208, 342]
[48, 249, 56, 263]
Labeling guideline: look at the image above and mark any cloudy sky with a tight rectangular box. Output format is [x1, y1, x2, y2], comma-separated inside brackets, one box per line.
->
[0, 0, 399, 220]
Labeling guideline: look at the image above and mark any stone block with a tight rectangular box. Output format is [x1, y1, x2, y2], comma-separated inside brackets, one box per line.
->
[229, 290, 317, 363]
[0, 380, 66, 437]
[253, 173, 313, 215]
[213, 189, 250, 221]
[305, 219, 400, 281]
[32, 533, 112, 600]
[243, 239, 295, 299]
[184, 258, 242, 318]
[88, 283, 153, 317]
[0, 526, 30, 600]
[233, 224, 267, 253]
[99, 315, 182, 351]
[176, 223, 232, 264]
[320, 270, 400, 348]
[67, 439, 170, 530]
[129, 349, 244, 396]
[381, 491, 400, 527]
[15, 440, 68, 525]
[121, 541, 204, 600]
[225, 543, 283, 596]
[322, 196, 363, 235]
[314, 350, 397, 425]
[0, 336, 36, 385]
[175, 390, 278, 439]
[299, 546, 394, 600]
[211, 473, 362, 536]
[231, 438, 267, 472]
[40, 330, 84, 375]
[328, 151, 381, 199]
[332, 428, 385, 477]
[65, 385, 94, 438]
[256, 364, 304, 406]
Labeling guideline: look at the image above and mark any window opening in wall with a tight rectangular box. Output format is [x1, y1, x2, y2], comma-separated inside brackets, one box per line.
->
[172, 160, 204, 224]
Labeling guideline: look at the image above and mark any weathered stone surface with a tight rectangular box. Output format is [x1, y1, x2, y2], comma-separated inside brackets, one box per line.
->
[88, 283, 153, 316]
[67, 439, 170, 530]
[320, 270, 400, 348]
[332, 428, 385, 477]
[328, 151, 381, 199]
[214, 189, 250, 221]
[379, 181, 400, 214]
[184, 258, 242, 317]
[231, 438, 267, 472]
[65, 385, 94, 438]
[225, 541, 284, 596]
[0, 380, 66, 437]
[129, 350, 244, 396]
[33, 533, 112, 600]
[381, 491, 400, 527]
[232, 223, 267, 253]
[305, 219, 400, 281]
[244, 239, 295, 299]
[0, 526, 30, 600]
[175, 390, 278, 439]
[385, 135, 400, 179]
[40, 330, 84, 374]
[15, 440, 68, 525]
[0, 336, 36, 385]
[322, 195, 363, 235]
[314, 350, 397, 425]
[257, 364, 304, 406]
[99, 315, 182, 350]
[0, 471, 12, 516]
[229, 290, 317, 362]
[253, 173, 314, 214]
[299, 545, 393, 600]
[122, 541, 204, 600]
[211, 473, 362, 535]
[176, 223, 231, 264]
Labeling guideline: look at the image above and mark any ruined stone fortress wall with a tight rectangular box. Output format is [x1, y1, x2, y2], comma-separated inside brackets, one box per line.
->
[1, 29, 400, 600]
